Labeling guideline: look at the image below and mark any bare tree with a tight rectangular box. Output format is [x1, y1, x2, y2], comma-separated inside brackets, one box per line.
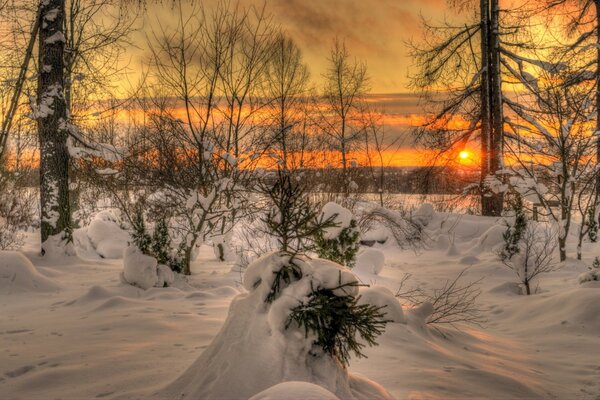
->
[362, 108, 403, 207]
[505, 59, 596, 261]
[319, 39, 369, 197]
[262, 32, 310, 171]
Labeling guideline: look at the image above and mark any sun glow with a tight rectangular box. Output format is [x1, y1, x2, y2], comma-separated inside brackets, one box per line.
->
[459, 150, 470, 160]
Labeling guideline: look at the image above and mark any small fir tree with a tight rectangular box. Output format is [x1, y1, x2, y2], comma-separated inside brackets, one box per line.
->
[286, 278, 390, 367]
[131, 207, 151, 254]
[314, 217, 360, 268]
[587, 206, 598, 243]
[500, 192, 527, 261]
[260, 169, 336, 302]
[152, 218, 171, 265]
[260, 170, 389, 367]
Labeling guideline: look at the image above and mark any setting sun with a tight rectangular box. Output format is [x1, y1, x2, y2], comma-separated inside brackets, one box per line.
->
[459, 150, 470, 160]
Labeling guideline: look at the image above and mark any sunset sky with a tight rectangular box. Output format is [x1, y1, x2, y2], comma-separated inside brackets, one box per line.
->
[138, 0, 451, 93]
[124, 0, 460, 166]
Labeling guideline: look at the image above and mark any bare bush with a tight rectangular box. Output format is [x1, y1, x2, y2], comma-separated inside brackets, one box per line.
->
[501, 224, 558, 295]
[359, 205, 425, 251]
[0, 173, 35, 250]
[395, 269, 486, 328]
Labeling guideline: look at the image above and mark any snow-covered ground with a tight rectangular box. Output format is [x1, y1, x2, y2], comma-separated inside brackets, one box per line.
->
[1, 211, 600, 399]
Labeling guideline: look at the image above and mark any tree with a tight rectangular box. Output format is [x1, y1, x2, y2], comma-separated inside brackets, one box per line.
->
[320, 39, 369, 197]
[411, 0, 536, 216]
[37, 0, 72, 253]
[502, 224, 557, 295]
[505, 61, 596, 261]
[263, 32, 310, 171]
[547, 0, 600, 206]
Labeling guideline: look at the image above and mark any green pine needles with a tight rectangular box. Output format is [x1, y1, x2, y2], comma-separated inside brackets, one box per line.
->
[587, 206, 598, 243]
[286, 279, 389, 367]
[314, 219, 360, 268]
[500, 192, 527, 261]
[131, 207, 152, 254]
[130, 208, 183, 274]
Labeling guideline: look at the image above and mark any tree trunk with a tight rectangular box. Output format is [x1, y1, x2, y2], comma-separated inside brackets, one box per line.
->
[488, 0, 504, 216]
[479, 0, 492, 216]
[595, 0, 600, 226]
[37, 0, 72, 253]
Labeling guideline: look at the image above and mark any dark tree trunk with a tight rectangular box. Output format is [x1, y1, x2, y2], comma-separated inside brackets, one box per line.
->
[37, 0, 72, 253]
[480, 0, 504, 217]
[596, 0, 600, 226]
[480, 0, 492, 215]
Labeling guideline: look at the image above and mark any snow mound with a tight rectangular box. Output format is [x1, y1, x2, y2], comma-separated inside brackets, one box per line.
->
[249, 381, 340, 400]
[413, 203, 435, 226]
[155, 252, 393, 400]
[77, 210, 130, 259]
[358, 286, 405, 323]
[489, 281, 522, 295]
[321, 202, 354, 240]
[122, 246, 174, 290]
[355, 248, 385, 275]
[470, 224, 506, 253]
[507, 287, 600, 332]
[0, 251, 61, 294]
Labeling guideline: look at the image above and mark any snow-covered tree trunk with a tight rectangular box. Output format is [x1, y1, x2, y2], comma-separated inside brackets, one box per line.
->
[488, 0, 505, 216]
[37, 0, 72, 253]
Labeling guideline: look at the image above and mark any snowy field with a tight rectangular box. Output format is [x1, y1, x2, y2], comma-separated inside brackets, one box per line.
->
[1, 211, 600, 399]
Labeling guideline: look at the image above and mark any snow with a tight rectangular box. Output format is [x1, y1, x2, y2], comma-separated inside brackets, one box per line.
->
[412, 203, 435, 227]
[74, 210, 130, 259]
[321, 202, 354, 239]
[355, 248, 385, 275]
[156, 252, 391, 400]
[249, 381, 340, 400]
[357, 286, 405, 324]
[121, 246, 174, 290]
[1, 210, 600, 399]
[0, 251, 61, 293]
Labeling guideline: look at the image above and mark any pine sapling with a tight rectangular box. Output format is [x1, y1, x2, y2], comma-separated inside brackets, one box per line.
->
[131, 207, 151, 254]
[286, 275, 390, 367]
[152, 218, 171, 265]
[587, 206, 598, 243]
[314, 218, 360, 268]
[500, 192, 527, 261]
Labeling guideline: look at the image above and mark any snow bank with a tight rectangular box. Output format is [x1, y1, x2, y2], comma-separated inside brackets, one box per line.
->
[249, 381, 340, 400]
[358, 286, 405, 323]
[0, 251, 61, 293]
[155, 252, 393, 400]
[412, 203, 435, 227]
[75, 210, 130, 259]
[355, 248, 385, 275]
[322, 202, 354, 240]
[122, 246, 174, 290]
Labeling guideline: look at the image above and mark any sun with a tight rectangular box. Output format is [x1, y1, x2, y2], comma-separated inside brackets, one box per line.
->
[459, 150, 470, 160]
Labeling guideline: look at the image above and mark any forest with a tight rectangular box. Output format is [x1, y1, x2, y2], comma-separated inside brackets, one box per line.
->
[0, 1, 599, 399]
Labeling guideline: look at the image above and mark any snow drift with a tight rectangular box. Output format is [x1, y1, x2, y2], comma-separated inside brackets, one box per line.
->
[74, 210, 130, 259]
[155, 252, 394, 400]
[0, 251, 61, 293]
[122, 246, 174, 289]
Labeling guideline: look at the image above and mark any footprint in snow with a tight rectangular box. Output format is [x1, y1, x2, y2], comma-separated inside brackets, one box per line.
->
[4, 365, 35, 378]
